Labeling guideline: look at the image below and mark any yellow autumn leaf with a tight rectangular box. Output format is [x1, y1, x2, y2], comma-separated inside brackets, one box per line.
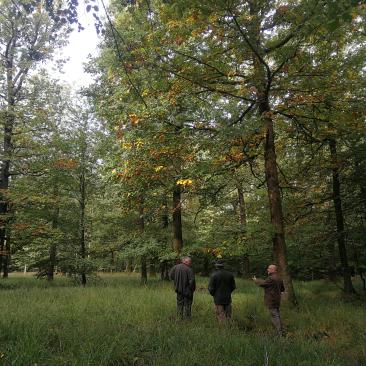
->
[154, 165, 165, 172]
[176, 178, 193, 187]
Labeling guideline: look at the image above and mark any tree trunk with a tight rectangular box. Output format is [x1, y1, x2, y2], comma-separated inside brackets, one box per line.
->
[47, 243, 57, 281]
[47, 186, 59, 281]
[329, 139, 355, 294]
[149, 260, 156, 277]
[237, 183, 247, 227]
[244, 1, 297, 305]
[201, 256, 210, 276]
[0, 238, 4, 275]
[141, 257, 147, 284]
[236, 182, 250, 277]
[139, 201, 147, 285]
[262, 112, 297, 305]
[0, 101, 14, 279]
[125, 259, 134, 273]
[2, 237, 10, 278]
[160, 261, 170, 281]
[172, 185, 183, 253]
[241, 255, 250, 278]
[160, 197, 170, 281]
[110, 251, 115, 271]
[328, 240, 337, 282]
[80, 172, 87, 286]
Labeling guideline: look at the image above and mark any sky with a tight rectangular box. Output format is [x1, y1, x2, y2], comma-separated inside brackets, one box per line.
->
[52, 4, 102, 89]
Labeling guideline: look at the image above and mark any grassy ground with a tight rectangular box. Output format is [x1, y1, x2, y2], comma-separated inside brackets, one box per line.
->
[0, 273, 365, 366]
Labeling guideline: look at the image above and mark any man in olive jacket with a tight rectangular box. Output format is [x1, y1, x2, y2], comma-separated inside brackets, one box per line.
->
[208, 260, 236, 323]
[169, 257, 196, 318]
[253, 264, 285, 336]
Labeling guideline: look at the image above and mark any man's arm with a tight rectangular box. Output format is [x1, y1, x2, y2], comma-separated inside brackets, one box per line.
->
[253, 277, 273, 287]
[208, 274, 216, 296]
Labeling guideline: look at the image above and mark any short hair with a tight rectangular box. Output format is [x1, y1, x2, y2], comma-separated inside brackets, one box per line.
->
[181, 256, 192, 263]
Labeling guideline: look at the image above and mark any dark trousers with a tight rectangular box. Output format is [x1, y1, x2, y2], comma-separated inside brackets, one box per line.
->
[269, 307, 283, 336]
[214, 304, 232, 323]
[176, 292, 193, 318]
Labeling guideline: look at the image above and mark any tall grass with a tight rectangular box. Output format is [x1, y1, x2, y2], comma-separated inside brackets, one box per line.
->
[0, 274, 365, 365]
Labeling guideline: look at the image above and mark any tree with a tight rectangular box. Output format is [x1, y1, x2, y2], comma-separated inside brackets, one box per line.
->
[0, 0, 68, 277]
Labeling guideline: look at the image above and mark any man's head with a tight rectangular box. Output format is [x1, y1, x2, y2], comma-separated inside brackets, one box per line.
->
[267, 264, 277, 274]
[214, 259, 225, 268]
[181, 256, 192, 266]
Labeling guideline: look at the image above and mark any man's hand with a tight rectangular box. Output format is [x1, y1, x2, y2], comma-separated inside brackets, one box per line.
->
[252, 275, 257, 281]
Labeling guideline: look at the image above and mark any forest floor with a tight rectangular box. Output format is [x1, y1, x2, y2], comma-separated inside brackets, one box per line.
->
[0, 273, 365, 366]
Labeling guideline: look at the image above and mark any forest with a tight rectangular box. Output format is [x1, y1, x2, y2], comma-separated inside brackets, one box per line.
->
[0, 0, 365, 365]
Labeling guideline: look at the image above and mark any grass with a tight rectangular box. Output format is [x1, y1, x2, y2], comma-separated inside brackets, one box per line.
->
[0, 273, 365, 366]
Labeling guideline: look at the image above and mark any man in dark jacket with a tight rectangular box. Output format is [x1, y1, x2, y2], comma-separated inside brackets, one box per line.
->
[253, 264, 285, 336]
[208, 260, 236, 323]
[169, 257, 196, 318]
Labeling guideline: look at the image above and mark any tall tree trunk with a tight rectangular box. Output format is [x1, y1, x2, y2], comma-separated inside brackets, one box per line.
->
[149, 260, 156, 277]
[160, 200, 170, 280]
[201, 256, 210, 276]
[139, 200, 147, 284]
[262, 111, 297, 305]
[328, 240, 337, 282]
[2, 236, 10, 278]
[110, 251, 115, 271]
[125, 259, 133, 273]
[47, 185, 59, 281]
[0, 238, 4, 275]
[236, 182, 250, 277]
[47, 242, 57, 281]
[237, 183, 247, 227]
[80, 172, 87, 286]
[0, 54, 16, 278]
[172, 185, 183, 253]
[329, 139, 355, 294]
[243, 1, 297, 305]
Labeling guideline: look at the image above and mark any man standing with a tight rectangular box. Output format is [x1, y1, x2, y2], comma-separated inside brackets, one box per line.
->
[253, 264, 285, 336]
[169, 257, 196, 319]
[208, 260, 236, 323]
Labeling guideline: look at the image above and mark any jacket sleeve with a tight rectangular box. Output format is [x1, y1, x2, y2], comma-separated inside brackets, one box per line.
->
[208, 274, 215, 296]
[254, 277, 273, 288]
